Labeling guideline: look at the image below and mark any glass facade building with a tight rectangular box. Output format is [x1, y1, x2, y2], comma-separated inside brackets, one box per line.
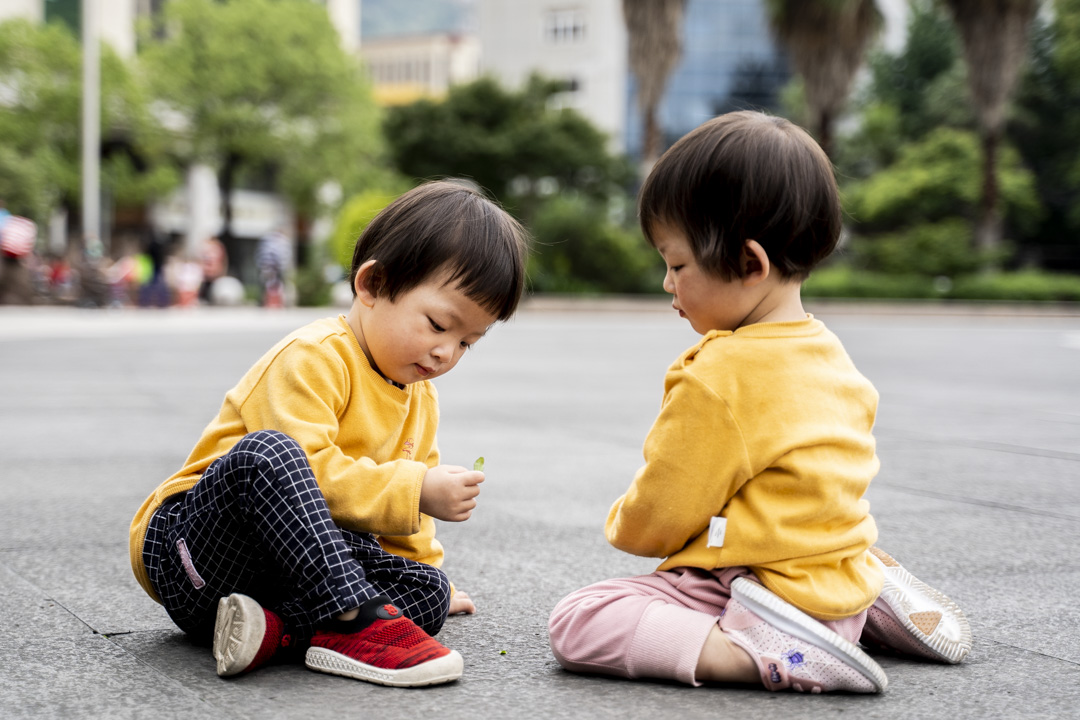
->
[625, 0, 789, 159]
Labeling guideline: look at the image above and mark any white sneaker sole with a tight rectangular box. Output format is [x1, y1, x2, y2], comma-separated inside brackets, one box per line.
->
[212, 594, 265, 677]
[869, 547, 972, 664]
[732, 577, 888, 693]
[306, 646, 464, 687]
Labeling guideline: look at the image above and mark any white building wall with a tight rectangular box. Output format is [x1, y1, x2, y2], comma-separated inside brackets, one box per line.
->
[479, 0, 627, 151]
[327, 0, 360, 52]
[0, 0, 42, 23]
[101, 0, 138, 58]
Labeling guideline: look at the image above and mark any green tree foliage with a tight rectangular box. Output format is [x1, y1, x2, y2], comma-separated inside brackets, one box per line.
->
[528, 194, 662, 294]
[765, 0, 881, 158]
[0, 19, 177, 226]
[139, 0, 383, 235]
[940, 0, 1040, 256]
[838, 1, 974, 178]
[1011, 0, 1080, 269]
[845, 127, 1040, 275]
[383, 75, 633, 219]
[328, 187, 407, 270]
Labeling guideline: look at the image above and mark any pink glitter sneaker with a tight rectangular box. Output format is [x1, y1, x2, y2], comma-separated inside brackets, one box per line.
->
[720, 577, 888, 694]
[861, 547, 972, 664]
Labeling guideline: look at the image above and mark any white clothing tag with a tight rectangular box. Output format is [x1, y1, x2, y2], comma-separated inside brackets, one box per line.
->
[707, 516, 727, 548]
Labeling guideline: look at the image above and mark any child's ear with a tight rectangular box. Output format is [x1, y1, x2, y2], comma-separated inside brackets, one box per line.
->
[353, 259, 382, 307]
[741, 240, 771, 287]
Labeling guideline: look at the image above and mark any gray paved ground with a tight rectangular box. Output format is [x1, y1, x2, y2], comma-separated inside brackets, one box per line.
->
[1, 299, 1078, 719]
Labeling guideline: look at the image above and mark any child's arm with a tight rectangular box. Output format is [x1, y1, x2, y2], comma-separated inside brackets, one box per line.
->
[606, 370, 753, 558]
[242, 343, 429, 537]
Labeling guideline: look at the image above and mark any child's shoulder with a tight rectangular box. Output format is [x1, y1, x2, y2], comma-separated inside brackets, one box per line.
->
[252, 316, 356, 376]
[673, 316, 845, 388]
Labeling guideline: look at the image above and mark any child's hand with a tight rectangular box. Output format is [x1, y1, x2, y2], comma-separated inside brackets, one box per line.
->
[419, 464, 484, 522]
[448, 589, 477, 615]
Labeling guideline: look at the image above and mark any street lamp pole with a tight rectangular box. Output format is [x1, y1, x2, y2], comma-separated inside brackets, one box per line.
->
[82, 0, 101, 254]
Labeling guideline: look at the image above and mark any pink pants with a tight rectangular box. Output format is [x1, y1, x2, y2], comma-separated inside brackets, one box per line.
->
[548, 567, 867, 686]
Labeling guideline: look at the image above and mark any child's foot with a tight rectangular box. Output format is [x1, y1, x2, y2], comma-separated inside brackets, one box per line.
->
[305, 596, 463, 687]
[720, 577, 888, 694]
[862, 547, 972, 664]
[213, 593, 293, 677]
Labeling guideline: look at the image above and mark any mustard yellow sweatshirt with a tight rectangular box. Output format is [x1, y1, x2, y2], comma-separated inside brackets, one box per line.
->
[606, 316, 883, 620]
[130, 315, 443, 603]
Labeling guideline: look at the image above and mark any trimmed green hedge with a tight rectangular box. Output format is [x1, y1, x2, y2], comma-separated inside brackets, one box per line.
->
[803, 267, 1080, 302]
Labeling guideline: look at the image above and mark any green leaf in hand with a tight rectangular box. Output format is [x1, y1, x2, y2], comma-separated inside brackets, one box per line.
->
[473, 457, 485, 472]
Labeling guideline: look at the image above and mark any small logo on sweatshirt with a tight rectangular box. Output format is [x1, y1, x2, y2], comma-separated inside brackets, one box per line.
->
[401, 438, 414, 459]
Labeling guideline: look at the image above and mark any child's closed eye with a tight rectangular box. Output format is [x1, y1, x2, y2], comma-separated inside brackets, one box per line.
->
[429, 317, 446, 332]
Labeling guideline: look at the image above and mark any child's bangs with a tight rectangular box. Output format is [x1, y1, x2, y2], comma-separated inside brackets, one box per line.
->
[442, 211, 527, 322]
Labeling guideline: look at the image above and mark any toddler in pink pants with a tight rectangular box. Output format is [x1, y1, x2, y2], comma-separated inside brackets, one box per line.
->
[547, 112, 972, 694]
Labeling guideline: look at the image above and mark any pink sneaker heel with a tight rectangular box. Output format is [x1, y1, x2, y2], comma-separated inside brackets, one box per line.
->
[862, 547, 972, 664]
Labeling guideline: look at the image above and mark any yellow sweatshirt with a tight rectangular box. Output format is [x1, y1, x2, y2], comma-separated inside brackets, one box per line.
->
[606, 316, 883, 620]
[130, 315, 443, 603]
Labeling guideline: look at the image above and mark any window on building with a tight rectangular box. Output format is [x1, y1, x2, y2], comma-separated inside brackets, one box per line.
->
[545, 9, 585, 45]
[549, 76, 582, 110]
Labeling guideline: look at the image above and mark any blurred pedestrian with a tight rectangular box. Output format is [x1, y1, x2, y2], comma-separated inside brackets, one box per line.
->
[139, 231, 171, 308]
[199, 236, 229, 304]
[255, 227, 291, 308]
[0, 212, 38, 305]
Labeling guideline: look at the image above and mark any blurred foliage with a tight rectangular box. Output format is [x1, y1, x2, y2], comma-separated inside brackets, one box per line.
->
[527, 194, 663, 294]
[846, 219, 984, 277]
[835, 1, 1045, 275]
[1009, 0, 1080, 269]
[383, 75, 634, 221]
[382, 75, 650, 294]
[294, 255, 333, 307]
[0, 19, 178, 226]
[140, 0, 384, 226]
[328, 187, 407, 270]
[845, 127, 1040, 236]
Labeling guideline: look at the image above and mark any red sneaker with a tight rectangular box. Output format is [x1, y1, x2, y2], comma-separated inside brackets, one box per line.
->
[212, 593, 293, 677]
[305, 597, 463, 687]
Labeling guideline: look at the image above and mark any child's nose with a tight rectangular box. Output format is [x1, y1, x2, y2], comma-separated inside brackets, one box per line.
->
[431, 341, 453, 362]
[663, 270, 675, 294]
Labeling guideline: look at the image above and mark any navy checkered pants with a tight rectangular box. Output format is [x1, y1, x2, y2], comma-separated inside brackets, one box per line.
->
[143, 430, 451, 642]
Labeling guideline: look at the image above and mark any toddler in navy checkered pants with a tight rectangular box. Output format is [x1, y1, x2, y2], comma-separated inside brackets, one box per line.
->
[130, 181, 529, 687]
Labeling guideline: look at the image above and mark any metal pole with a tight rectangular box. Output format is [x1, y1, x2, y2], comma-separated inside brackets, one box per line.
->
[82, 0, 101, 254]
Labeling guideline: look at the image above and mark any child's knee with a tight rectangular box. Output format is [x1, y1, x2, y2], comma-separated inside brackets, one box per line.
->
[235, 429, 301, 456]
[548, 588, 602, 663]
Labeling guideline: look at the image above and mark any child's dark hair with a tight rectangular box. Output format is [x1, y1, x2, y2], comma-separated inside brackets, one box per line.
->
[349, 181, 528, 321]
[639, 111, 841, 281]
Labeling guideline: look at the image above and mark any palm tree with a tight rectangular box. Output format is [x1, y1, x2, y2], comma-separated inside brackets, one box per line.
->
[623, 0, 687, 170]
[765, 0, 881, 158]
[941, 0, 1040, 258]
